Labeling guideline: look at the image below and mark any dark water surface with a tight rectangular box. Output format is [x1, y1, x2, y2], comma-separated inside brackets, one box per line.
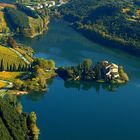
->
[15, 20, 140, 140]
[0, 0, 15, 3]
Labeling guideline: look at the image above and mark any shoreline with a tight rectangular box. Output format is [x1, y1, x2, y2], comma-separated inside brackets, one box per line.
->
[72, 25, 140, 56]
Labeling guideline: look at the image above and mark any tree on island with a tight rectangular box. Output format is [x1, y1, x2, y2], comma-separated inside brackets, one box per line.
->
[56, 58, 129, 84]
[81, 59, 93, 71]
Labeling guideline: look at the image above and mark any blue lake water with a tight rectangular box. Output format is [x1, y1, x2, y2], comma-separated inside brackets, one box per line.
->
[0, 0, 15, 3]
[15, 19, 140, 140]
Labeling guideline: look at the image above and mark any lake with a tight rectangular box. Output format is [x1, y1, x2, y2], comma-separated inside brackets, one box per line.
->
[15, 19, 140, 140]
[0, 0, 15, 3]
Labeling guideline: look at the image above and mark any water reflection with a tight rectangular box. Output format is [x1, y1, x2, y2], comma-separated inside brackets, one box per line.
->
[64, 80, 125, 92]
[21, 91, 46, 102]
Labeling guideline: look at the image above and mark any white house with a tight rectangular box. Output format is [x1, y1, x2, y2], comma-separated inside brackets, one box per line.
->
[101, 61, 120, 80]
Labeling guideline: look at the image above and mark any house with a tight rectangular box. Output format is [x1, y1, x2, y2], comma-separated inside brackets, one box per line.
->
[26, 6, 35, 10]
[48, 1, 56, 8]
[57, 0, 67, 7]
[36, 4, 43, 9]
[32, 1, 56, 9]
[100, 61, 120, 81]
[45, 3, 49, 7]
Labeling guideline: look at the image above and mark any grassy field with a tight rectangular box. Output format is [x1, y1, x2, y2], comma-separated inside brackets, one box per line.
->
[0, 45, 27, 70]
[0, 72, 26, 81]
[0, 11, 10, 33]
[0, 81, 7, 88]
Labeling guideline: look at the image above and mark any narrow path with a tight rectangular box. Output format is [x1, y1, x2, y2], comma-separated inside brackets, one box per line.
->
[0, 73, 31, 97]
[0, 47, 31, 98]
[0, 80, 13, 98]
[9, 48, 31, 65]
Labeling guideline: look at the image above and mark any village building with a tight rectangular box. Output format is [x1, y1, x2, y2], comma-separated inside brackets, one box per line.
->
[100, 61, 120, 81]
[25, 1, 56, 9]
[16, 0, 67, 10]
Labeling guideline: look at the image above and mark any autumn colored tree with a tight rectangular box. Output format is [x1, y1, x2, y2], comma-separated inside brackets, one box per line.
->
[7, 37, 17, 48]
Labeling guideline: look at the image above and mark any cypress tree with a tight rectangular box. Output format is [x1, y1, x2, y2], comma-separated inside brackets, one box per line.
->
[29, 64, 33, 72]
[1, 59, 4, 71]
[0, 59, 1, 71]
[22, 65, 25, 71]
[10, 64, 13, 72]
[7, 63, 10, 71]
[13, 63, 16, 71]
[25, 65, 28, 71]
[18, 64, 22, 71]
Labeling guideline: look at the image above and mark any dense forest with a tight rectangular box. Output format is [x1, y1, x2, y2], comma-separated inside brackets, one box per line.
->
[4, 7, 29, 30]
[16, 4, 39, 18]
[59, 0, 140, 55]
[0, 95, 39, 140]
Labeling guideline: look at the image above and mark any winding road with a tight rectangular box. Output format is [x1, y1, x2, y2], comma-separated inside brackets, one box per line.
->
[0, 47, 32, 97]
[9, 48, 31, 65]
[0, 80, 13, 98]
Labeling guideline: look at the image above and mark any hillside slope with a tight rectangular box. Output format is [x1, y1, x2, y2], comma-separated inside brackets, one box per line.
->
[0, 3, 49, 37]
[0, 98, 29, 140]
[0, 96, 39, 140]
[59, 0, 140, 55]
[0, 45, 27, 71]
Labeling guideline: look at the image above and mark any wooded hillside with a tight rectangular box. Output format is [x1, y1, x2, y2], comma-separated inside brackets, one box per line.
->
[59, 0, 140, 55]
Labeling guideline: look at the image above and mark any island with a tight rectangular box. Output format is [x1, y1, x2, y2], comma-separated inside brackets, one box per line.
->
[0, 35, 129, 96]
[56, 59, 129, 84]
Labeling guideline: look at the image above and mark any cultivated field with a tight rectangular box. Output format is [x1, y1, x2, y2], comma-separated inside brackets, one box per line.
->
[0, 72, 26, 81]
[0, 80, 7, 88]
[0, 45, 27, 69]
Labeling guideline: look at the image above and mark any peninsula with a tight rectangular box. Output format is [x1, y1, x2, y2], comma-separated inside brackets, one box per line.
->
[0, 37, 56, 96]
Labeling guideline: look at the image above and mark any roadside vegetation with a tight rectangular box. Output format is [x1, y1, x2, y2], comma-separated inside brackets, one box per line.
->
[13, 58, 56, 91]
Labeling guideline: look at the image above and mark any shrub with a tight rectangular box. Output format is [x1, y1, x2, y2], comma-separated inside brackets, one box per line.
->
[13, 79, 24, 90]
[119, 66, 129, 82]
